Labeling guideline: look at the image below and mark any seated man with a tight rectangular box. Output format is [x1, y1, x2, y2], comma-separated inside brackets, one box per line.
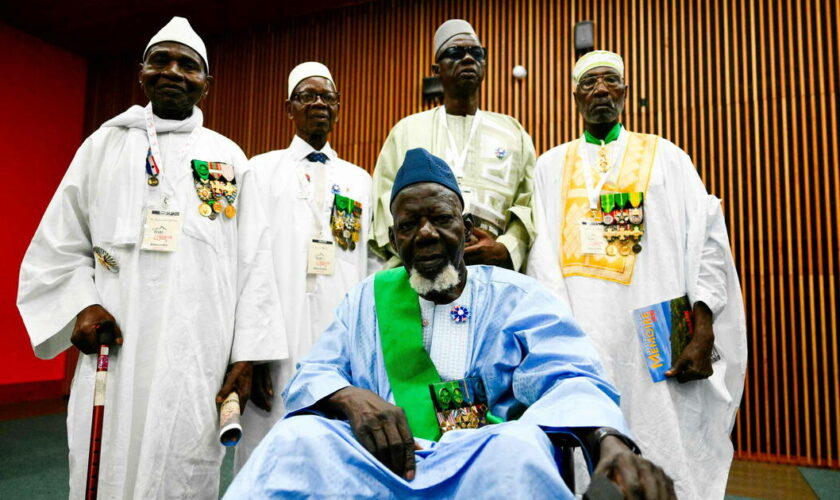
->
[227, 149, 674, 499]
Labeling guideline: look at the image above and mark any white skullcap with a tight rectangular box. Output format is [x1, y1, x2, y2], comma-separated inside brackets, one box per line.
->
[287, 62, 335, 99]
[144, 17, 209, 71]
[433, 19, 479, 58]
[573, 50, 624, 85]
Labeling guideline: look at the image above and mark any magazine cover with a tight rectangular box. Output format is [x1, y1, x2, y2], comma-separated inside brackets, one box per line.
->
[632, 295, 694, 382]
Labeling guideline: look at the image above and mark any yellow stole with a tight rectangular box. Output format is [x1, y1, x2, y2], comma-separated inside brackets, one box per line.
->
[559, 132, 659, 284]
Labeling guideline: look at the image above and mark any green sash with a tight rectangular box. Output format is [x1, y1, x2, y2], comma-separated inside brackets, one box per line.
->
[374, 268, 442, 441]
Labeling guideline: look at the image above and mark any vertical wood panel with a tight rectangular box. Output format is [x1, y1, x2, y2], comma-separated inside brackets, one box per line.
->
[83, 0, 840, 468]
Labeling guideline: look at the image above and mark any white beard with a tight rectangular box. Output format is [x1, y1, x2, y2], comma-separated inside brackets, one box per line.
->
[408, 264, 460, 296]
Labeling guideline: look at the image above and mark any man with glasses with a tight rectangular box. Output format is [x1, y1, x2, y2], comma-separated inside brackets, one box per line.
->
[527, 50, 747, 499]
[370, 19, 537, 272]
[235, 62, 376, 472]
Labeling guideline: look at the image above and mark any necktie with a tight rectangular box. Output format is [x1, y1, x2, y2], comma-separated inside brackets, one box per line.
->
[306, 152, 328, 164]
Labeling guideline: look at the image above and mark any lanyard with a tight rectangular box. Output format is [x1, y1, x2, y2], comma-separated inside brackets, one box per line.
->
[579, 138, 620, 211]
[438, 107, 482, 178]
[296, 160, 336, 239]
[144, 103, 202, 192]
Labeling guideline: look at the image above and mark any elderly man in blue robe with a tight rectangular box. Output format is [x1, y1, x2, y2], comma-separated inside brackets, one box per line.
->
[226, 149, 675, 499]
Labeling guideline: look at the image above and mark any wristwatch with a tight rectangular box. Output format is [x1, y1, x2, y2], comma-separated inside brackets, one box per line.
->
[588, 427, 642, 466]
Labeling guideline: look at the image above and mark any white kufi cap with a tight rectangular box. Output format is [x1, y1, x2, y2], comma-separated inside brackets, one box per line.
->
[573, 50, 624, 85]
[144, 16, 209, 71]
[433, 19, 479, 58]
[287, 62, 335, 99]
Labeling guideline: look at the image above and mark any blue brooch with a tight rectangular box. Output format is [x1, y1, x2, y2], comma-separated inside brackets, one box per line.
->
[494, 147, 507, 160]
[450, 305, 470, 323]
[331, 184, 341, 194]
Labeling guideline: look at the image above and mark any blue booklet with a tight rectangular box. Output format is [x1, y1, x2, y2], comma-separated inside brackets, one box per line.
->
[632, 295, 694, 382]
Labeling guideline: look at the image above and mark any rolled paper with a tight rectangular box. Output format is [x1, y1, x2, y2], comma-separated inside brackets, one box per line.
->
[219, 392, 243, 446]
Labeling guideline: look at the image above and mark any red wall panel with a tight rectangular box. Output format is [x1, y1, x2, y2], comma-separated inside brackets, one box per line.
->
[0, 23, 87, 387]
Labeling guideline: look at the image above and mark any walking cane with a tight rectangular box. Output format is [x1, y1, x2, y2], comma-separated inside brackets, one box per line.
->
[85, 320, 115, 500]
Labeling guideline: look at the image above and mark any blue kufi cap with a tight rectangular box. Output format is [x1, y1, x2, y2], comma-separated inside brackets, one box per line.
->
[390, 148, 464, 210]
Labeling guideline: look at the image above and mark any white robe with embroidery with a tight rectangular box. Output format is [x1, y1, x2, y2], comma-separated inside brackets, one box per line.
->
[235, 136, 378, 471]
[17, 105, 287, 499]
[527, 132, 747, 499]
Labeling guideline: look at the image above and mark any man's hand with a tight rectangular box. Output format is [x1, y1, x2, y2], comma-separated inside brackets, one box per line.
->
[216, 361, 253, 413]
[319, 386, 416, 480]
[665, 301, 715, 383]
[464, 228, 513, 269]
[71, 304, 123, 354]
[594, 436, 676, 499]
[249, 363, 274, 412]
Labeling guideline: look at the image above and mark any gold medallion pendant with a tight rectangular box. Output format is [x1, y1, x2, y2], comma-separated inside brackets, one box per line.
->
[224, 204, 236, 219]
[619, 242, 632, 256]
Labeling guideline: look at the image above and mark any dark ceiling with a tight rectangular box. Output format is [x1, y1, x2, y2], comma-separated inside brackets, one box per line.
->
[1, 0, 371, 56]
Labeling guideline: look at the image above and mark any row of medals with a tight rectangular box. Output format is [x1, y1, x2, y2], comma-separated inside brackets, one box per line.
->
[193, 161, 237, 220]
[597, 192, 645, 256]
[330, 195, 362, 250]
[591, 146, 644, 256]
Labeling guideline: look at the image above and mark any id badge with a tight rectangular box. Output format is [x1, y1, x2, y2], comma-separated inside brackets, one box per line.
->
[141, 209, 183, 252]
[579, 220, 607, 255]
[307, 239, 335, 275]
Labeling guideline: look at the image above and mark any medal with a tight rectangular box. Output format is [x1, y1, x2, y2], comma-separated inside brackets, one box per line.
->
[93, 246, 119, 273]
[606, 243, 618, 256]
[619, 242, 632, 256]
[221, 163, 235, 182]
[601, 194, 616, 225]
[450, 305, 470, 323]
[208, 162, 224, 180]
[192, 160, 210, 181]
[629, 207, 643, 225]
[630, 225, 644, 254]
[145, 148, 160, 187]
[192, 160, 237, 221]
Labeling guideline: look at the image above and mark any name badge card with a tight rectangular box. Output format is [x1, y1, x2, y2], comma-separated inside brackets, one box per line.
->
[141, 210, 183, 252]
[579, 221, 607, 255]
[307, 239, 335, 275]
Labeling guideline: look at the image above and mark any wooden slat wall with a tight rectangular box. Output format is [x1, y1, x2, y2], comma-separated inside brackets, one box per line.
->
[83, 0, 840, 468]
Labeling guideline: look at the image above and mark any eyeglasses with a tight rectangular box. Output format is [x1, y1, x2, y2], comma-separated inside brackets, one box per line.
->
[437, 46, 487, 62]
[292, 91, 340, 106]
[577, 74, 624, 92]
